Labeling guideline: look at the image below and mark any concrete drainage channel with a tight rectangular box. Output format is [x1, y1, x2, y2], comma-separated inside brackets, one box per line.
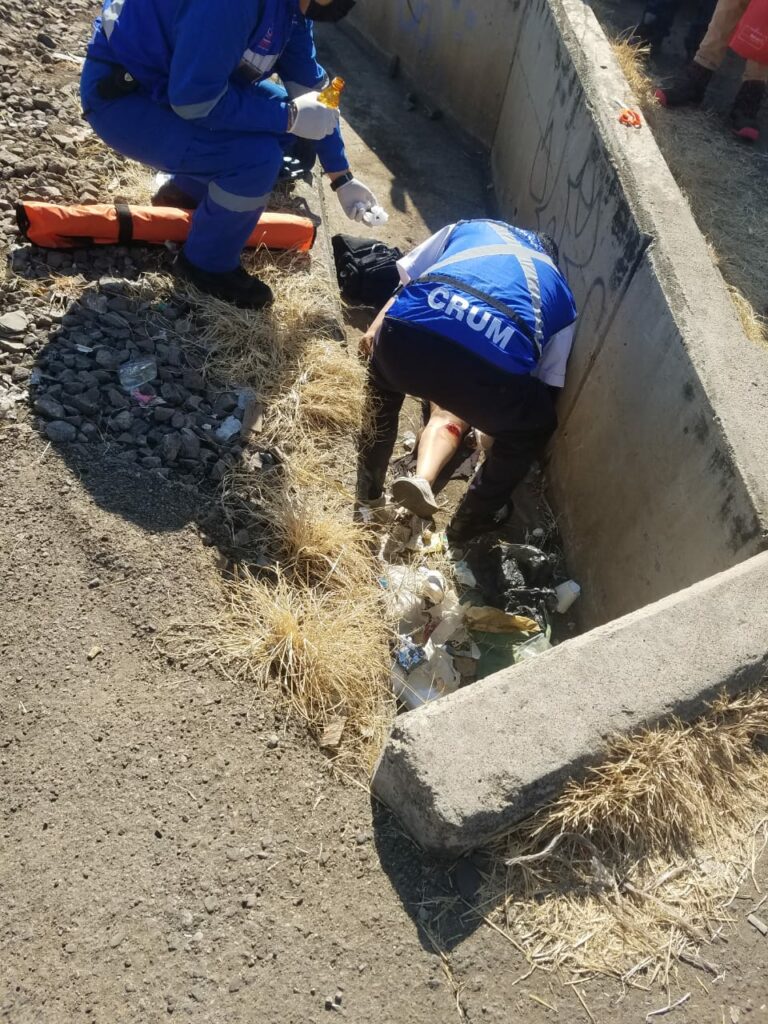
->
[344, 0, 768, 854]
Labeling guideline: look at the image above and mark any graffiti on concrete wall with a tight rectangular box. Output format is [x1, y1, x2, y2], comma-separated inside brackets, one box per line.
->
[524, 55, 648, 379]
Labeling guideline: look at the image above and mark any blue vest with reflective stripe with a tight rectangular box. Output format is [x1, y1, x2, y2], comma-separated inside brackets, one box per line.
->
[389, 220, 577, 375]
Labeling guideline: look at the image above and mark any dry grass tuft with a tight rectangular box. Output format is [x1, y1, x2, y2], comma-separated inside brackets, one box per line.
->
[728, 284, 768, 349]
[167, 243, 393, 769]
[184, 567, 394, 769]
[270, 484, 374, 591]
[295, 338, 369, 436]
[478, 688, 768, 986]
[706, 240, 768, 349]
[611, 38, 659, 110]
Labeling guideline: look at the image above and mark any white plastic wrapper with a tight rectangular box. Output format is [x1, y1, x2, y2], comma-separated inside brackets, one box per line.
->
[362, 205, 389, 226]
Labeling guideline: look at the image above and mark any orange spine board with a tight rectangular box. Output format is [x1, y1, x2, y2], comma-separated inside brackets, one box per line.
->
[16, 202, 316, 253]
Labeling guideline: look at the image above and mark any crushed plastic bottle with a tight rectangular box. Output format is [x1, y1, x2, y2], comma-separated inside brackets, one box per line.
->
[318, 76, 345, 109]
[118, 356, 157, 392]
[513, 633, 552, 663]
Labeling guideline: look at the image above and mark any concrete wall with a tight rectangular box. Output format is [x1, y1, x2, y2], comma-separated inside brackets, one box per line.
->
[346, 0, 519, 146]
[349, 0, 768, 626]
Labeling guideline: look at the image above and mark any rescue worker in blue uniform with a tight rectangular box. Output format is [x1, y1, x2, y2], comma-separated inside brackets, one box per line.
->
[356, 219, 578, 543]
[80, 0, 379, 309]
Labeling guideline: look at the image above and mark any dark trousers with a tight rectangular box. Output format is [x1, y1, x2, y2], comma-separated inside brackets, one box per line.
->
[641, 0, 716, 55]
[357, 318, 558, 518]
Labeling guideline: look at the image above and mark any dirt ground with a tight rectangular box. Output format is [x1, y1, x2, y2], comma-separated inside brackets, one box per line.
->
[2, 7, 768, 1023]
[587, 0, 768, 327]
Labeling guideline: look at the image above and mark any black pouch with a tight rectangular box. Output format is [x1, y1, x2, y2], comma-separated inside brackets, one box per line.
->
[97, 64, 140, 101]
[331, 234, 403, 308]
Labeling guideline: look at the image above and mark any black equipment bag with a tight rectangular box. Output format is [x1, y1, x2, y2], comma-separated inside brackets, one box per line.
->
[331, 233, 403, 308]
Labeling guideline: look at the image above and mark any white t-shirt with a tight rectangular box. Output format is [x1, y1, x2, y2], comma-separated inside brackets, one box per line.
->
[395, 224, 576, 389]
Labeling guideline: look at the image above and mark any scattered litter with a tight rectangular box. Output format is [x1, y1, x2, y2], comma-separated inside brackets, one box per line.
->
[131, 389, 157, 408]
[379, 564, 449, 630]
[391, 637, 460, 710]
[464, 605, 540, 634]
[412, 527, 446, 556]
[399, 430, 417, 453]
[237, 388, 264, 436]
[215, 415, 242, 442]
[452, 447, 481, 481]
[555, 579, 581, 613]
[87, 645, 102, 662]
[75, 344, 94, 355]
[613, 98, 643, 128]
[428, 591, 465, 646]
[395, 637, 427, 671]
[118, 355, 157, 392]
[747, 913, 768, 936]
[514, 633, 553, 662]
[420, 568, 446, 604]
[319, 716, 347, 751]
[461, 535, 556, 612]
[362, 205, 389, 226]
[453, 560, 477, 589]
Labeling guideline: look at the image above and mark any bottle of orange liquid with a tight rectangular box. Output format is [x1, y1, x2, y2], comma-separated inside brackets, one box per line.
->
[318, 76, 345, 109]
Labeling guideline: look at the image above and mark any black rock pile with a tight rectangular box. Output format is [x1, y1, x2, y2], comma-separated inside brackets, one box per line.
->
[30, 279, 265, 486]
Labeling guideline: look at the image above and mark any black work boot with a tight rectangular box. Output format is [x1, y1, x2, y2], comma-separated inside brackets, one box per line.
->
[174, 252, 273, 310]
[655, 61, 713, 107]
[446, 497, 507, 547]
[730, 80, 766, 142]
[152, 181, 199, 210]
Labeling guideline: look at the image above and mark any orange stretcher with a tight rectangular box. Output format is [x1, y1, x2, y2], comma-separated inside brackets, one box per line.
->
[15, 200, 317, 252]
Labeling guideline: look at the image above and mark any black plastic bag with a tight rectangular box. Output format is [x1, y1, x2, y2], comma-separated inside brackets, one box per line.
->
[331, 233, 402, 308]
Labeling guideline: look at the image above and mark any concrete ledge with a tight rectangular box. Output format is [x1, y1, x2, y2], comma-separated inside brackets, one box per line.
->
[371, 552, 768, 857]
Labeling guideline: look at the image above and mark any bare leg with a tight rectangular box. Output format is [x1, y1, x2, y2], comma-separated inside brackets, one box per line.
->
[415, 405, 470, 486]
[392, 405, 470, 518]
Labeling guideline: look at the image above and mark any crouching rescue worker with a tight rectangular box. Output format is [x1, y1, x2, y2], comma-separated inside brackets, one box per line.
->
[80, 0, 380, 308]
[356, 219, 578, 544]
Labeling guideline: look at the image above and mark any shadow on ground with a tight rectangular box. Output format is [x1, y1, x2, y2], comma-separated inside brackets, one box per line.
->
[371, 799, 489, 954]
[20, 244, 291, 567]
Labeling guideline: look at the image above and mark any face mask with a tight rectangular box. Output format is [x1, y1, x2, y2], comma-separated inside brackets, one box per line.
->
[305, 0, 356, 22]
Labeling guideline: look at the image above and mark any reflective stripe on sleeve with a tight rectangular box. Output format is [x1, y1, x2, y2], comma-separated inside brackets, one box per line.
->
[208, 183, 271, 213]
[171, 87, 228, 120]
[102, 0, 126, 39]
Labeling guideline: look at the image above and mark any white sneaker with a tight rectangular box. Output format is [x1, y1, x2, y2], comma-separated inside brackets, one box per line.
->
[391, 476, 439, 518]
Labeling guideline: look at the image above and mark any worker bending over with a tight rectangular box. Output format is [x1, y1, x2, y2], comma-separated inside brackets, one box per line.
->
[357, 219, 578, 544]
[81, 0, 379, 308]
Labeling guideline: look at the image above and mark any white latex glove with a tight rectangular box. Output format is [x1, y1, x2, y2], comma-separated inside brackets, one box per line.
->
[336, 177, 379, 222]
[288, 93, 339, 141]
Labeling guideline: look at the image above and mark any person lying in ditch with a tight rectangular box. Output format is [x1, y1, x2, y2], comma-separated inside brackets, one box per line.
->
[355, 219, 578, 545]
[80, 0, 379, 309]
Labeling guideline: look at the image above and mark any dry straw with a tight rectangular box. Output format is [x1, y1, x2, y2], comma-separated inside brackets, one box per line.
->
[167, 245, 394, 768]
[478, 687, 768, 986]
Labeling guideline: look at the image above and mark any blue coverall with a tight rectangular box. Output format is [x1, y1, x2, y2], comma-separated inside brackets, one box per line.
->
[81, 0, 349, 272]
